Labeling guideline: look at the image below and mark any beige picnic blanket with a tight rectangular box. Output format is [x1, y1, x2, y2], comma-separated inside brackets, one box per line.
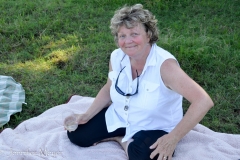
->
[0, 95, 239, 160]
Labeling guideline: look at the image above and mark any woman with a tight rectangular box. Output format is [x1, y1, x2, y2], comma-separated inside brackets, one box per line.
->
[66, 4, 214, 160]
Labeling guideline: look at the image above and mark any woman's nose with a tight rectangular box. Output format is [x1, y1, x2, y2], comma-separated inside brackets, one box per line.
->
[125, 36, 133, 43]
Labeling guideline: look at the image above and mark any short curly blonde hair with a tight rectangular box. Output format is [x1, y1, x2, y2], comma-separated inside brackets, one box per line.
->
[110, 4, 159, 45]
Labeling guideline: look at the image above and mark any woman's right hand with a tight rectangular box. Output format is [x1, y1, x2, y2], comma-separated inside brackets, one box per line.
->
[64, 113, 90, 131]
[75, 113, 90, 125]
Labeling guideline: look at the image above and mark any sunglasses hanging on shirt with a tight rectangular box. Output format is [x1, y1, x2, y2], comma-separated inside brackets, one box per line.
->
[115, 66, 140, 96]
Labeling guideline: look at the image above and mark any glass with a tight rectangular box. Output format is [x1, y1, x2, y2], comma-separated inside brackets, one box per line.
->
[63, 111, 78, 132]
[115, 66, 140, 96]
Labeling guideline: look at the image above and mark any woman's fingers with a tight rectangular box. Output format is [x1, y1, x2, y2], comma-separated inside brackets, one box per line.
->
[149, 140, 157, 149]
[150, 134, 176, 160]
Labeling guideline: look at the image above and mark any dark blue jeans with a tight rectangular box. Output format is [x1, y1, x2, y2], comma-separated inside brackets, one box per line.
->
[67, 107, 168, 160]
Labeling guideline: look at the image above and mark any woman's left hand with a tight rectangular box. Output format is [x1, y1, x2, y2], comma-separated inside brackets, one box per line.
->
[149, 133, 178, 160]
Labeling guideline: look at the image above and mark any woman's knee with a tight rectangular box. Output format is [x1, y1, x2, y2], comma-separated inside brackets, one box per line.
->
[67, 130, 93, 147]
[128, 140, 154, 160]
[127, 130, 168, 160]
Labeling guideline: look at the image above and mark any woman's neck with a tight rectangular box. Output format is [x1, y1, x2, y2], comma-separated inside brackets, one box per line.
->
[130, 47, 151, 79]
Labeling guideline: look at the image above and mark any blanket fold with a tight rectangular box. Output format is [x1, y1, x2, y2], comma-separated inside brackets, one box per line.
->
[0, 95, 239, 160]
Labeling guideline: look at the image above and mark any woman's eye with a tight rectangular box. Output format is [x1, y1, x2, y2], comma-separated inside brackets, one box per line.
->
[132, 33, 139, 36]
[119, 35, 125, 39]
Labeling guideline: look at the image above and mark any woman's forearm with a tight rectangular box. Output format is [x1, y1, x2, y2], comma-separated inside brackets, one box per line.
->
[170, 96, 214, 142]
[84, 83, 111, 120]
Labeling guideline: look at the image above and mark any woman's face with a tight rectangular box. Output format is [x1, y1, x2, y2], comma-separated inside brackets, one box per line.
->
[117, 24, 150, 59]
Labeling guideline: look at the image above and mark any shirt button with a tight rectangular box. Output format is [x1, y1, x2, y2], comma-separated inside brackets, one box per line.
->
[124, 105, 129, 111]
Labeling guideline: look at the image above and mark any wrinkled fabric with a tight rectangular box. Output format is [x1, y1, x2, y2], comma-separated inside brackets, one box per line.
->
[0, 95, 239, 160]
[0, 75, 25, 127]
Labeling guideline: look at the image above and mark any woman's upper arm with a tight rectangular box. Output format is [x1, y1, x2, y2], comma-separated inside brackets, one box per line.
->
[160, 59, 213, 105]
[105, 61, 113, 89]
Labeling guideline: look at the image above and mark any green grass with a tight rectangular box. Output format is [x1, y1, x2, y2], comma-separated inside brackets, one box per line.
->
[0, 0, 239, 134]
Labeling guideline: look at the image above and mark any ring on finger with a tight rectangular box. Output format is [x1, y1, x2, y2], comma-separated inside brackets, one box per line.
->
[163, 156, 168, 160]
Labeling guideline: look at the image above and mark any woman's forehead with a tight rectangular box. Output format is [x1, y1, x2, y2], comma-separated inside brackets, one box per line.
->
[118, 23, 144, 33]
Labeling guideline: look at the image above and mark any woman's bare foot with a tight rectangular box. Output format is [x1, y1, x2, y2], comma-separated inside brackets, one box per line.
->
[93, 136, 133, 158]
[93, 137, 121, 146]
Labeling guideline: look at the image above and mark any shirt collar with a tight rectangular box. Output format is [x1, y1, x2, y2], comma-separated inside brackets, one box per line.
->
[145, 43, 157, 67]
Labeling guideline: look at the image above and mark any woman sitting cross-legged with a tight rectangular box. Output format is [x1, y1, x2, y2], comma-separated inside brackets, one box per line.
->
[65, 4, 214, 160]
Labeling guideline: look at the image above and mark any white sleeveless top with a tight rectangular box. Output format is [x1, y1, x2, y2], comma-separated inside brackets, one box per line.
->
[105, 44, 183, 142]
